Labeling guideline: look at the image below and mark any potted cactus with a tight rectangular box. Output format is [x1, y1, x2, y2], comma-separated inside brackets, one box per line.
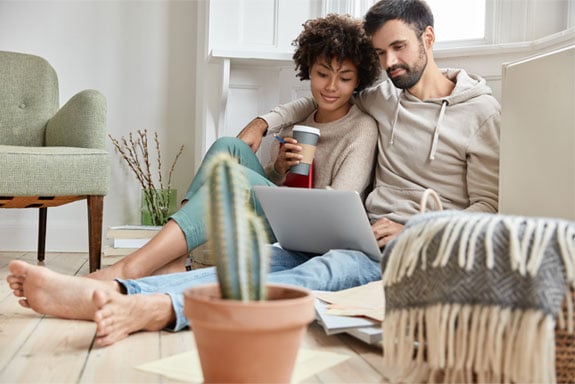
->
[183, 153, 315, 384]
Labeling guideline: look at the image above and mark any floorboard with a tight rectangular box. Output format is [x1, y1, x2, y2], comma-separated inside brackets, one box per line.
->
[0, 252, 385, 383]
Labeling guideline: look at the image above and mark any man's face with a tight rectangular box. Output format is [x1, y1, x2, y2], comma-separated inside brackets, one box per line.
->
[371, 19, 428, 90]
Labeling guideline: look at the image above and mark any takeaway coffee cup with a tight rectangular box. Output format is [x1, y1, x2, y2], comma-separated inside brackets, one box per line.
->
[290, 125, 320, 176]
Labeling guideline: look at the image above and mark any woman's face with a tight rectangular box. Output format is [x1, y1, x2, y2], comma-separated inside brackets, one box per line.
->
[309, 57, 359, 123]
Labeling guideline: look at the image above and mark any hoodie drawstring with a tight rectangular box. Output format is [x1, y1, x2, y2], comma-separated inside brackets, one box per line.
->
[429, 100, 448, 160]
[389, 90, 402, 145]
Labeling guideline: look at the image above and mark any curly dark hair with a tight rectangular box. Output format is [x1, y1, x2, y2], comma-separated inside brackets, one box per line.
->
[292, 14, 381, 93]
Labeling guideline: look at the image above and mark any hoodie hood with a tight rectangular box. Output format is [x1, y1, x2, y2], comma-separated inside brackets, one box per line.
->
[387, 69, 493, 159]
[440, 68, 493, 105]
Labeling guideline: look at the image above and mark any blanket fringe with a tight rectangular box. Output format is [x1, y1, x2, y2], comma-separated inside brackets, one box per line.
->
[383, 304, 556, 383]
[382, 214, 575, 332]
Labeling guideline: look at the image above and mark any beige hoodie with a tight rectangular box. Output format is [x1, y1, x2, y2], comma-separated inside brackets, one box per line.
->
[261, 69, 501, 224]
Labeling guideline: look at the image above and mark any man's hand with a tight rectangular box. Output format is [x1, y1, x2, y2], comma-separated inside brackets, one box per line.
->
[372, 217, 404, 247]
[237, 117, 268, 152]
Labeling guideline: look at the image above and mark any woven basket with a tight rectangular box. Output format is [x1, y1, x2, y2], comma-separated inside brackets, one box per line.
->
[556, 286, 575, 383]
[188, 243, 215, 270]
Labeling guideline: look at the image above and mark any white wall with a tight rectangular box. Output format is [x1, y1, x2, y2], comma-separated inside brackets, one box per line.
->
[0, 0, 197, 251]
[0, 0, 573, 252]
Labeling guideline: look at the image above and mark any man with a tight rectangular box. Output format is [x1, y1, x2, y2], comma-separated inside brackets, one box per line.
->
[7, 0, 500, 346]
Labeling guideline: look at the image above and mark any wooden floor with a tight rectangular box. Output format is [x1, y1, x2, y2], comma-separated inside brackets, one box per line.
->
[0, 251, 386, 383]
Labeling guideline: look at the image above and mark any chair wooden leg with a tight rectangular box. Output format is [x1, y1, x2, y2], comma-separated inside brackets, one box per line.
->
[37, 207, 47, 262]
[87, 195, 104, 272]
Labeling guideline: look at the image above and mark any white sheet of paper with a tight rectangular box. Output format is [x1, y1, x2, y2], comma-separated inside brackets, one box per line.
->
[136, 348, 350, 383]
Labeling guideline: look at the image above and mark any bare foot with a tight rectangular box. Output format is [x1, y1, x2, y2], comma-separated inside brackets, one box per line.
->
[92, 290, 174, 346]
[7, 260, 118, 320]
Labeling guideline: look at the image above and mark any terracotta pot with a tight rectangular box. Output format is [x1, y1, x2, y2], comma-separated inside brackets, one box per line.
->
[183, 283, 315, 383]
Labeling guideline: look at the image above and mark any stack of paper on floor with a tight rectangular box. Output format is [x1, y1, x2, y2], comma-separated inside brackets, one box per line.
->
[313, 280, 384, 345]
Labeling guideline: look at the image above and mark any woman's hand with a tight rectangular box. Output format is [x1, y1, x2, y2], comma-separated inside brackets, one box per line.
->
[273, 137, 303, 174]
[237, 118, 268, 152]
[372, 217, 404, 247]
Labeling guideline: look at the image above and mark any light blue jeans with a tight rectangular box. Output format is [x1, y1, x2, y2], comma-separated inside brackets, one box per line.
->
[118, 244, 382, 331]
[171, 136, 276, 251]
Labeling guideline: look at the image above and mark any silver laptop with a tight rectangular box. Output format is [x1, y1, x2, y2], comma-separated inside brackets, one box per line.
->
[253, 186, 382, 261]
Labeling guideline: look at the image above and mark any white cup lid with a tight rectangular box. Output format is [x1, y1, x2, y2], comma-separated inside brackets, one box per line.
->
[293, 125, 320, 136]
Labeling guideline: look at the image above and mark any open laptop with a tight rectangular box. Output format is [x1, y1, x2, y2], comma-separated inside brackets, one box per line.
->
[252, 186, 382, 261]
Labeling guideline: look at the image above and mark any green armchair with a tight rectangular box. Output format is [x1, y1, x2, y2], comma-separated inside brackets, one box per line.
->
[0, 51, 110, 272]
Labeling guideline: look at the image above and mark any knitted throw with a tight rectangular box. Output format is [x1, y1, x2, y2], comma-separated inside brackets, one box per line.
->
[381, 210, 575, 383]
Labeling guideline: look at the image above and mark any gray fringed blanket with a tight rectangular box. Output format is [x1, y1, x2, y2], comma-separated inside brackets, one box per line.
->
[381, 210, 575, 383]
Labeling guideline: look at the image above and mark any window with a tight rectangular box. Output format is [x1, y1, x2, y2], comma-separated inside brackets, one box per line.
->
[322, 0, 377, 18]
[324, 0, 489, 46]
[426, 0, 487, 44]
[323, 0, 574, 49]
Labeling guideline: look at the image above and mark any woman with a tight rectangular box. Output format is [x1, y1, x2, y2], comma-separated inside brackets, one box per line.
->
[88, 13, 381, 281]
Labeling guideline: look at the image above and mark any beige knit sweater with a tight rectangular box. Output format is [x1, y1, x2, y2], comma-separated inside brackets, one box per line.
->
[264, 104, 378, 198]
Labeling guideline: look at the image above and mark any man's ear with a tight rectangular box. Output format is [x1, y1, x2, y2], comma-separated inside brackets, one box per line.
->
[423, 26, 435, 48]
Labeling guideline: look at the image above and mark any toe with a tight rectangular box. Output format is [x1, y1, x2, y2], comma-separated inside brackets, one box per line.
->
[18, 298, 31, 308]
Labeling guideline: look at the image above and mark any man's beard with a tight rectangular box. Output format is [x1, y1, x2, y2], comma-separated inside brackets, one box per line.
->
[387, 43, 428, 89]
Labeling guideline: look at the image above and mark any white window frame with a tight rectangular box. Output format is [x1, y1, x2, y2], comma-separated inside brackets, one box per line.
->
[323, 0, 491, 49]
[323, 0, 575, 51]
[322, 0, 377, 18]
[209, 0, 575, 61]
[437, 0, 575, 49]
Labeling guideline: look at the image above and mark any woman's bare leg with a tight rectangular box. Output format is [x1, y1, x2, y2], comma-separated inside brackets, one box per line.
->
[150, 254, 189, 275]
[87, 220, 189, 280]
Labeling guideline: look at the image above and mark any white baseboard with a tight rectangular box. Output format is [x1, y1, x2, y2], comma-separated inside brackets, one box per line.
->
[0, 210, 89, 252]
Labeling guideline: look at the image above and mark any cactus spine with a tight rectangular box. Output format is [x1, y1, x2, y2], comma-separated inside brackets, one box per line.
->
[207, 153, 269, 301]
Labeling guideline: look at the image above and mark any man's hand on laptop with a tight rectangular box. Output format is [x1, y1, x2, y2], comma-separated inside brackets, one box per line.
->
[237, 117, 268, 152]
[372, 218, 404, 247]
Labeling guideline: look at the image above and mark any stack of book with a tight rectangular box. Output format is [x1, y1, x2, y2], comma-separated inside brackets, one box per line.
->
[313, 281, 384, 345]
[314, 298, 382, 345]
[103, 225, 162, 264]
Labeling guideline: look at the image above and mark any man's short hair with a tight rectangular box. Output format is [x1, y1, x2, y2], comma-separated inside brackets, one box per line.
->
[363, 0, 434, 37]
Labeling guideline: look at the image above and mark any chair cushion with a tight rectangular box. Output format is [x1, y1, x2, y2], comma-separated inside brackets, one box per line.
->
[0, 145, 109, 195]
[0, 51, 59, 146]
